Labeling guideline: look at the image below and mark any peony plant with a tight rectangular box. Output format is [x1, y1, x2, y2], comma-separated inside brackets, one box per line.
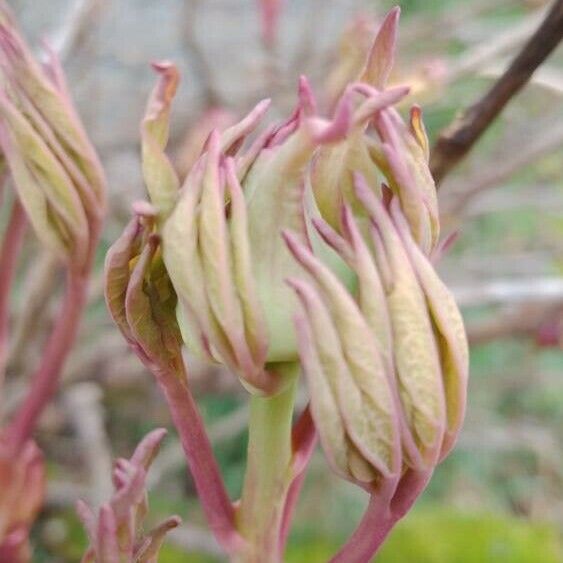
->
[0, 1, 105, 557]
[105, 7, 468, 562]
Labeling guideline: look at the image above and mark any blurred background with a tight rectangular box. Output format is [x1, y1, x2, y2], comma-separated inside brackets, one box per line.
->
[2, 0, 562, 560]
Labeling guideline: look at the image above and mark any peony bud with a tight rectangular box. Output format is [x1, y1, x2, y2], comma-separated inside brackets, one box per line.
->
[353, 176, 446, 466]
[104, 202, 184, 379]
[388, 195, 468, 458]
[319, 6, 440, 255]
[0, 1, 105, 271]
[0, 436, 45, 562]
[308, 82, 409, 232]
[283, 232, 401, 491]
[77, 429, 180, 563]
[325, 8, 399, 109]
[369, 105, 439, 255]
[160, 68, 368, 393]
[175, 106, 236, 181]
[286, 173, 468, 486]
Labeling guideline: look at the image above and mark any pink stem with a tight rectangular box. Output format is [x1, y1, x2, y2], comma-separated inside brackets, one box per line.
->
[330, 469, 432, 563]
[278, 405, 317, 553]
[8, 270, 88, 451]
[153, 366, 244, 555]
[0, 198, 26, 386]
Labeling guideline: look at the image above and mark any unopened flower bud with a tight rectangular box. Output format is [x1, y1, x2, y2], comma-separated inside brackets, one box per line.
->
[104, 203, 184, 379]
[319, 6, 439, 255]
[286, 173, 468, 487]
[325, 8, 399, 109]
[77, 429, 180, 563]
[0, 436, 45, 562]
[370, 105, 439, 254]
[309, 82, 409, 232]
[159, 67, 360, 393]
[0, 1, 105, 271]
[386, 194, 468, 458]
[353, 177, 446, 466]
[283, 232, 401, 491]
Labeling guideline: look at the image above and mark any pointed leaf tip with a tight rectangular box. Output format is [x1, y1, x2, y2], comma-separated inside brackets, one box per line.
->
[298, 75, 317, 115]
[361, 6, 400, 89]
[149, 61, 179, 107]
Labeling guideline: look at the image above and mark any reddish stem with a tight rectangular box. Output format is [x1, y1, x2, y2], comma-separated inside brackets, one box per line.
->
[8, 270, 88, 451]
[278, 404, 317, 554]
[330, 469, 432, 563]
[153, 366, 244, 555]
[0, 198, 26, 385]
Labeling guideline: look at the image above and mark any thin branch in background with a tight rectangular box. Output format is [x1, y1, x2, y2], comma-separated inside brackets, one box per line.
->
[64, 382, 113, 506]
[62, 332, 127, 382]
[181, 0, 221, 107]
[45, 480, 90, 509]
[1, 0, 108, 442]
[7, 253, 59, 374]
[480, 61, 563, 95]
[400, 0, 511, 46]
[453, 277, 563, 308]
[47, 0, 105, 62]
[430, 0, 563, 185]
[445, 6, 547, 83]
[441, 119, 563, 217]
[289, 0, 325, 79]
[466, 302, 562, 345]
[462, 186, 563, 218]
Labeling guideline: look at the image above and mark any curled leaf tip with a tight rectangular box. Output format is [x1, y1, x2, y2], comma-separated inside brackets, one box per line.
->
[151, 59, 176, 73]
[298, 75, 317, 115]
[149, 60, 180, 110]
[409, 104, 429, 159]
[132, 200, 158, 218]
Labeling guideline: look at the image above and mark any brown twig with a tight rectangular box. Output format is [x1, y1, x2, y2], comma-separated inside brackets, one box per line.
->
[430, 0, 563, 185]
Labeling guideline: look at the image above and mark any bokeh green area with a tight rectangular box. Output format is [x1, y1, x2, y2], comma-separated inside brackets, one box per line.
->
[156, 509, 563, 563]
